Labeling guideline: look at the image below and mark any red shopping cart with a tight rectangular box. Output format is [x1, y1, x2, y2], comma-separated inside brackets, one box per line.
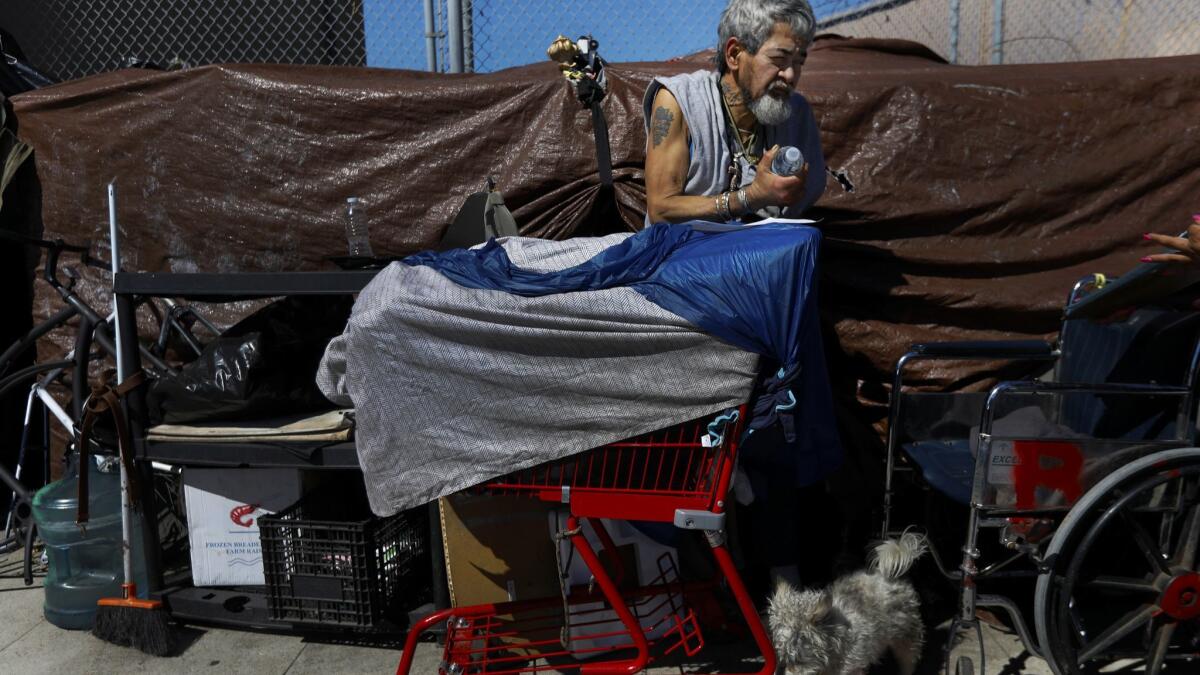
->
[397, 405, 776, 675]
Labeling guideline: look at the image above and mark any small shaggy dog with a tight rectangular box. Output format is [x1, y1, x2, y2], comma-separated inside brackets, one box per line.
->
[768, 532, 927, 675]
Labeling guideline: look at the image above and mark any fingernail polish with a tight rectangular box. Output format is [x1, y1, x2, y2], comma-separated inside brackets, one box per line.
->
[1140, 257, 1153, 262]
[1143, 233, 1152, 240]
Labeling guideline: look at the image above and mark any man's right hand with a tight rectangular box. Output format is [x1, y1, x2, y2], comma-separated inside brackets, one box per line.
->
[745, 145, 808, 213]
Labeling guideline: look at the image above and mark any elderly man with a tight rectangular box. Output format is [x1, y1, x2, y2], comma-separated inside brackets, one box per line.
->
[643, 0, 825, 224]
[640, 0, 841, 593]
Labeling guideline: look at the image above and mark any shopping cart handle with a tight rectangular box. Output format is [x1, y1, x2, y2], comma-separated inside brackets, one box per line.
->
[673, 509, 724, 532]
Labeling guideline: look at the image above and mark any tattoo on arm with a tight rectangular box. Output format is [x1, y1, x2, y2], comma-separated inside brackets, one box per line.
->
[651, 106, 673, 147]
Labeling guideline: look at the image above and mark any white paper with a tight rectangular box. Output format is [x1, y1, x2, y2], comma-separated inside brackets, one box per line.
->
[184, 469, 305, 587]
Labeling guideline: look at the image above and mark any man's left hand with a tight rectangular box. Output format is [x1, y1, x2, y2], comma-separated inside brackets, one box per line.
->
[745, 145, 808, 212]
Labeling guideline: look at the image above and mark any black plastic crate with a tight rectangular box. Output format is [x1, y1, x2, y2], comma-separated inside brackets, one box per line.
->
[259, 490, 430, 630]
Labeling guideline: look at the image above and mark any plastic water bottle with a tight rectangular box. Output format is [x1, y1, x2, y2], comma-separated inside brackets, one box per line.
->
[345, 197, 374, 257]
[770, 146, 805, 176]
[34, 456, 148, 629]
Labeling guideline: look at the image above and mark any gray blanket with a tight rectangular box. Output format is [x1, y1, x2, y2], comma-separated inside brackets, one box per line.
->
[318, 234, 759, 515]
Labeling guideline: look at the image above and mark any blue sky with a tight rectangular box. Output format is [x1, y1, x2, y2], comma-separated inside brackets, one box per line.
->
[362, 1, 870, 72]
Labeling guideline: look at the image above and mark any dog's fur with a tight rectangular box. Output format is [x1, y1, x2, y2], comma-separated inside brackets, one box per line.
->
[768, 532, 927, 675]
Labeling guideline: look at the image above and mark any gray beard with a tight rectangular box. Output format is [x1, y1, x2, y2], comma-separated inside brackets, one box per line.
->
[748, 91, 793, 126]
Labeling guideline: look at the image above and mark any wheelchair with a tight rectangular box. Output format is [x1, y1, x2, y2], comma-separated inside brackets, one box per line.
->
[882, 266, 1200, 675]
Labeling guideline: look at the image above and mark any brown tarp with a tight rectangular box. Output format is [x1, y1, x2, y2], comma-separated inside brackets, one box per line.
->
[10, 36, 1200, 463]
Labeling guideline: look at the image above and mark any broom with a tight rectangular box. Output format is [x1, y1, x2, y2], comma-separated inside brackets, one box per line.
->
[92, 181, 175, 656]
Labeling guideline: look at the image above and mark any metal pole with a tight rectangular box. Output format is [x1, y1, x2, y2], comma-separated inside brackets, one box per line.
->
[462, 0, 474, 73]
[423, 0, 438, 72]
[107, 184, 125, 385]
[107, 182, 134, 593]
[991, 0, 1004, 65]
[949, 0, 960, 64]
[447, 0, 464, 74]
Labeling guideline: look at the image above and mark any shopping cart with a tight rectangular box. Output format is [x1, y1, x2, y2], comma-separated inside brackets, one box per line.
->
[397, 405, 775, 674]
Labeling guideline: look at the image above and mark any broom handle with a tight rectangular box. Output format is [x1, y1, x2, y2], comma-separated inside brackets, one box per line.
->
[107, 181, 134, 591]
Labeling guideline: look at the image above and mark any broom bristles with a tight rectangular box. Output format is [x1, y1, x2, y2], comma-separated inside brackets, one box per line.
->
[93, 604, 176, 656]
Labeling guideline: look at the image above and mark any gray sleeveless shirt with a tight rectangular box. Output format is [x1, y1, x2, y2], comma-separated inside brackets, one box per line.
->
[643, 70, 825, 225]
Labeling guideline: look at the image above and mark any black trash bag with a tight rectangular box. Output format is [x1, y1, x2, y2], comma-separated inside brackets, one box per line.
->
[147, 296, 353, 425]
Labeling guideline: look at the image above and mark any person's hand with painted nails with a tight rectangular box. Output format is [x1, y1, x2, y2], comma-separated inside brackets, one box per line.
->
[1142, 215, 1200, 265]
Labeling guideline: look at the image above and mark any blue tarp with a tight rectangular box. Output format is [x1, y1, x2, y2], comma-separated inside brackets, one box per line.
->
[403, 221, 842, 485]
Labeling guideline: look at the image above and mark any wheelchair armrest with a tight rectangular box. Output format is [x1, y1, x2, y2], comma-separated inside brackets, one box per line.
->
[987, 380, 1190, 397]
[908, 340, 1056, 359]
[979, 380, 1192, 437]
[887, 340, 1059, 468]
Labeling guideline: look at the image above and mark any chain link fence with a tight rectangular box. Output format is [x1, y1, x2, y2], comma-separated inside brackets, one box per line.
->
[2, 0, 368, 81]
[824, 0, 1200, 65]
[467, 0, 724, 72]
[0, 1, 1198, 81]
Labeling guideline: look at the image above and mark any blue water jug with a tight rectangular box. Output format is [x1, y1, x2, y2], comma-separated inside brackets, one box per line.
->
[33, 456, 146, 630]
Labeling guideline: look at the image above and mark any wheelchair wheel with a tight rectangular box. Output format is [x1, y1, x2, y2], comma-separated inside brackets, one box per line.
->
[1035, 448, 1200, 675]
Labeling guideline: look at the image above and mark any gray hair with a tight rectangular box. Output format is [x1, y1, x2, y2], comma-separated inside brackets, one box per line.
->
[716, 0, 816, 74]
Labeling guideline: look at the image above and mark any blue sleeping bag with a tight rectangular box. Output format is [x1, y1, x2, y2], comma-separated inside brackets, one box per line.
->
[403, 221, 842, 486]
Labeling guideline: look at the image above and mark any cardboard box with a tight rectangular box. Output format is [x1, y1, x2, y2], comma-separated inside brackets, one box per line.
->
[440, 493, 694, 661]
[438, 493, 560, 606]
[183, 468, 306, 586]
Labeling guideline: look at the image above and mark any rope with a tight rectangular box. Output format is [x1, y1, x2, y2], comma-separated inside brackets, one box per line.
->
[552, 521, 583, 650]
[704, 407, 740, 448]
[76, 370, 145, 526]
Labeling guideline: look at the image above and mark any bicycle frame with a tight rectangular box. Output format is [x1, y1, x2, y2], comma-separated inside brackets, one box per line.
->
[0, 229, 216, 588]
